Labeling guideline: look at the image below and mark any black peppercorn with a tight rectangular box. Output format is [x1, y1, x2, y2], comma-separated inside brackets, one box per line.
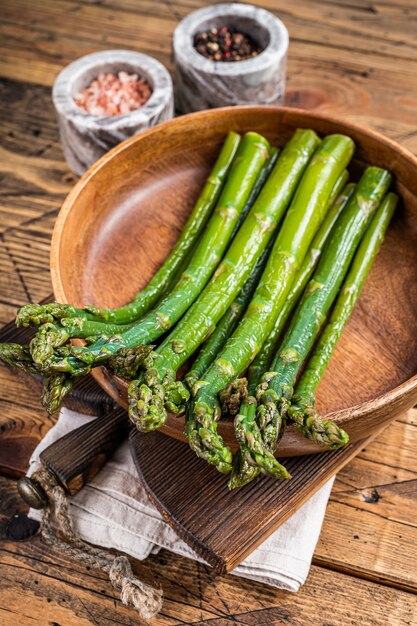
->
[193, 25, 261, 62]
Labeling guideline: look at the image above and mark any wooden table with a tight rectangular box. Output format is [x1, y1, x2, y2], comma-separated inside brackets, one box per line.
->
[1, 1, 417, 624]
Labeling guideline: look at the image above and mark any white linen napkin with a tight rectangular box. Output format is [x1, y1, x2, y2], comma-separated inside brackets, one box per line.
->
[29, 407, 334, 592]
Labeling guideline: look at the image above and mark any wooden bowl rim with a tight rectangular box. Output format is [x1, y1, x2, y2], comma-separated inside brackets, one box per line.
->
[50, 105, 417, 427]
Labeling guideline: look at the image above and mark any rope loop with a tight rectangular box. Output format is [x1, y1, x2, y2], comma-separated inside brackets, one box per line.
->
[36, 469, 162, 620]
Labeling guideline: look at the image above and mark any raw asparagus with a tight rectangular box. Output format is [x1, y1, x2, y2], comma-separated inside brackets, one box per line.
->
[245, 170, 350, 384]
[29, 144, 279, 368]
[231, 146, 280, 240]
[252, 167, 392, 477]
[57, 151, 280, 382]
[108, 345, 155, 380]
[218, 170, 351, 419]
[184, 241, 274, 391]
[186, 134, 356, 474]
[0, 343, 41, 376]
[128, 129, 321, 432]
[229, 180, 355, 489]
[37, 343, 154, 414]
[36, 132, 271, 382]
[289, 192, 398, 446]
[29, 318, 139, 366]
[246, 179, 354, 391]
[42, 373, 74, 415]
[16, 131, 242, 329]
[184, 149, 307, 393]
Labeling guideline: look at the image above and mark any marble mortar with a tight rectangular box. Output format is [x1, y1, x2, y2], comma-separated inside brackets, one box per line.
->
[173, 3, 289, 113]
[53, 50, 174, 176]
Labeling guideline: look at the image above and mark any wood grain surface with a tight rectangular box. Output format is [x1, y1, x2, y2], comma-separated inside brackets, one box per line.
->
[131, 428, 383, 574]
[1, 0, 417, 624]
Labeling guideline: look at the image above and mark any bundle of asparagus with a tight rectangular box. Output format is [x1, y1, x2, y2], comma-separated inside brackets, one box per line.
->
[0, 127, 397, 489]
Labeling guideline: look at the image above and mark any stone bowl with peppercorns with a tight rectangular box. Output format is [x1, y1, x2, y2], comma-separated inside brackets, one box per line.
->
[173, 3, 289, 113]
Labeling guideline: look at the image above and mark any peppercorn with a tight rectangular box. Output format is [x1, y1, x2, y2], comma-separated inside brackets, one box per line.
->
[193, 24, 262, 62]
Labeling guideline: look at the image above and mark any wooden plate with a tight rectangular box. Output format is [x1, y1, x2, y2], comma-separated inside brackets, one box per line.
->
[51, 106, 417, 456]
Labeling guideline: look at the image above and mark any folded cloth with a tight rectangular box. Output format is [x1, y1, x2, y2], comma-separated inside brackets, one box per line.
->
[29, 408, 334, 592]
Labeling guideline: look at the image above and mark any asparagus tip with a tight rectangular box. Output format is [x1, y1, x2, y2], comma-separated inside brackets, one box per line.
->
[289, 403, 349, 449]
[16, 302, 77, 328]
[30, 323, 70, 365]
[42, 373, 74, 415]
[128, 378, 168, 432]
[228, 451, 260, 490]
[0, 342, 40, 375]
[186, 401, 233, 474]
[163, 380, 190, 415]
[108, 345, 154, 379]
[219, 377, 248, 416]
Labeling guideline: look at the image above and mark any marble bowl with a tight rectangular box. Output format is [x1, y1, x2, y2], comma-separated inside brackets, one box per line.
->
[173, 3, 289, 113]
[52, 50, 174, 175]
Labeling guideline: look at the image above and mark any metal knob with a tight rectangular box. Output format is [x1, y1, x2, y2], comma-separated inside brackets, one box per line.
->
[17, 476, 48, 509]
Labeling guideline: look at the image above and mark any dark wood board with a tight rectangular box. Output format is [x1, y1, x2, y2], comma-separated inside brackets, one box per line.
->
[2, 470, 417, 626]
[130, 427, 381, 573]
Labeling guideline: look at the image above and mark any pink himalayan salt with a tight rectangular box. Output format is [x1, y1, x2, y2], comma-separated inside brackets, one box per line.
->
[74, 71, 152, 116]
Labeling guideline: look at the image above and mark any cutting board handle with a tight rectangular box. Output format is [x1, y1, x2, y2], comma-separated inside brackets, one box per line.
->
[18, 407, 128, 508]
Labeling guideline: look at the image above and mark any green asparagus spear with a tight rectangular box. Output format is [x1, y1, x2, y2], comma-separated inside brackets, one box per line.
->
[219, 171, 351, 419]
[128, 129, 322, 431]
[0, 343, 41, 375]
[13, 142, 278, 411]
[16, 131, 242, 329]
[184, 245, 270, 391]
[15, 303, 100, 328]
[246, 175, 353, 390]
[229, 180, 355, 489]
[0, 342, 87, 414]
[188, 242, 279, 416]
[184, 154, 288, 394]
[30, 148, 280, 392]
[39, 344, 153, 414]
[42, 373, 74, 415]
[38, 133, 270, 380]
[28, 145, 279, 369]
[86, 131, 257, 324]
[108, 345, 155, 379]
[29, 318, 140, 366]
[230, 146, 280, 240]
[188, 170, 349, 398]
[251, 167, 392, 477]
[186, 134, 356, 474]
[289, 192, 398, 446]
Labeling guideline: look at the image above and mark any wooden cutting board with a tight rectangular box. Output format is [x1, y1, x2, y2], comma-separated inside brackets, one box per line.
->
[130, 427, 382, 573]
[1, 308, 381, 572]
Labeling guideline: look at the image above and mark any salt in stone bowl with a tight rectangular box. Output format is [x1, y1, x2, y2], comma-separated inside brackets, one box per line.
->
[53, 50, 174, 175]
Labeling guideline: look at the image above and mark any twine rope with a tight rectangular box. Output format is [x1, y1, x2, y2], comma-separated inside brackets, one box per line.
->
[36, 467, 163, 620]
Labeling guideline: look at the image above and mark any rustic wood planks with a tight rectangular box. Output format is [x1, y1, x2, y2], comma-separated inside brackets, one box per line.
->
[1, 0, 417, 623]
